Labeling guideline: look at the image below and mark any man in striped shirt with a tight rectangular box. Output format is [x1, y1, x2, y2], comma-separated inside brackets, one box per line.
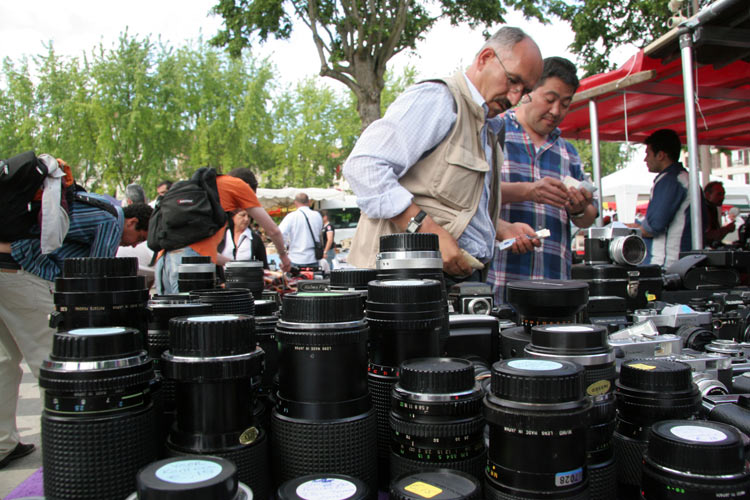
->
[0, 195, 151, 468]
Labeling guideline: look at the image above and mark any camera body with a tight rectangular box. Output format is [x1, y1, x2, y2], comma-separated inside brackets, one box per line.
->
[582, 226, 647, 266]
[449, 282, 494, 315]
[631, 304, 713, 334]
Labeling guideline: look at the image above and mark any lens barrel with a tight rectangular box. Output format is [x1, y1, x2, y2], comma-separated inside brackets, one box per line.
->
[390, 469, 482, 500]
[225, 260, 265, 300]
[641, 420, 750, 499]
[483, 359, 591, 500]
[190, 288, 255, 315]
[389, 358, 486, 481]
[178, 260, 216, 292]
[525, 324, 616, 500]
[40, 326, 158, 499]
[271, 292, 377, 491]
[613, 359, 701, 495]
[161, 314, 269, 499]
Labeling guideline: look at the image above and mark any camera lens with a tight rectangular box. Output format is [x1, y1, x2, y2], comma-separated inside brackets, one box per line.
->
[277, 474, 371, 500]
[40, 326, 157, 499]
[366, 279, 444, 488]
[330, 268, 377, 313]
[178, 257, 216, 292]
[676, 324, 716, 351]
[390, 469, 482, 500]
[641, 420, 750, 499]
[161, 314, 268, 500]
[253, 299, 280, 427]
[271, 292, 377, 491]
[609, 234, 647, 266]
[389, 358, 486, 481]
[126, 455, 253, 500]
[225, 260, 265, 300]
[51, 257, 149, 334]
[190, 288, 255, 315]
[483, 359, 591, 499]
[525, 324, 616, 500]
[613, 359, 701, 496]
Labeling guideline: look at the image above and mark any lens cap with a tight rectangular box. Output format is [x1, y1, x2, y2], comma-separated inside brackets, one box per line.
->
[399, 357, 474, 394]
[390, 469, 481, 500]
[379, 233, 439, 252]
[617, 359, 696, 394]
[330, 268, 378, 289]
[491, 358, 584, 404]
[52, 326, 143, 360]
[135, 456, 238, 500]
[506, 280, 589, 322]
[282, 292, 363, 323]
[277, 474, 369, 500]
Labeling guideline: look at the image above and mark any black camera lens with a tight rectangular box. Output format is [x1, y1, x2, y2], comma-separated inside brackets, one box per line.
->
[127, 455, 253, 500]
[390, 469, 482, 500]
[676, 324, 716, 351]
[366, 279, 444, 488]
[178, 261, 216, 292]
[271, 292, 377, 491]
[190, 288, 255, 315]
[525, 324, 616, 500]
[225, 260, 265, 300]
[483, 359, 591, 500]
[277, 474, 371, 500]
[330, 268, 377, 313]
[613, 359, 701, 495]
[253, 299, 280, 429]
[389, 358, 486, 482]
[40, 326, 157, 500]
[641, 420, 750, 499]
[161, 314, 268, 500]
[51, 257, 149, 334]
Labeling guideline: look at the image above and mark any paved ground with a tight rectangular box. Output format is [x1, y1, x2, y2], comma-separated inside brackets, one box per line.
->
[0, 363, 43, 499]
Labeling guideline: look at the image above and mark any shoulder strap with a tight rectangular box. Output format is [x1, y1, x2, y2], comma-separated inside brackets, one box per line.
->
[74, 191, 118, 218]
[299, 210, 319, 243]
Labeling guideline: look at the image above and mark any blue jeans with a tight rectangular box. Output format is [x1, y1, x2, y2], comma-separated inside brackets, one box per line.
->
[154, 247, 202, 295]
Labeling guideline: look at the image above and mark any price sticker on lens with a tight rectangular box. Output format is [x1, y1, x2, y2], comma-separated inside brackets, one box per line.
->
[555, 467, 583, 487]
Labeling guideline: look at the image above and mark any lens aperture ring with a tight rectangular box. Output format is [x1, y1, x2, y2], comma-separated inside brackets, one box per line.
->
[389, 412, 485, 437]
[62, 256, 138, 277]
[54, 289, 150, 306]
[486, 461, 588, 497]
[162, 347, 264, 381]
[39, 361, 154, 393]
[275, 321, 368, 346]
[391, 389, 483, 417]
[391, 432, 486, 461]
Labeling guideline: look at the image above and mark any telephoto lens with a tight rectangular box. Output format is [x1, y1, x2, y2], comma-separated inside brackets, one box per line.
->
[330, 268, 378, 313]
[253, 299, 280, 423]
[390, 469, 482, 500]
[161, 314, 269, 499]
[641, 420, 750, 499]
[366, 279, 444, 488]
[190, 288, 255, 315]
[524, 324, 616, 500]
[389, 358, 486, 481]
[225, 260, 265, 299]
[125, 455, 254, 500]
[40, 326, 158, 500]
[50, 257, 149, 334]
[613, 359, 701, 497]
[178, 255, 216, 292]
[277, 474, 371, 500]
[272, 292, 378, 491]
[483, 359, 592, 500]
[500, 280, 589, 359]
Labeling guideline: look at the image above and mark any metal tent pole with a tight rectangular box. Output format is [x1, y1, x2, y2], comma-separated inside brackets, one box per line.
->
[588, 99, 603, 226]
[680, 31, 704, 249]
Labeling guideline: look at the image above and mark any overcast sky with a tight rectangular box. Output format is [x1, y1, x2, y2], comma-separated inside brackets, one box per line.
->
[0, 0, 608, 89]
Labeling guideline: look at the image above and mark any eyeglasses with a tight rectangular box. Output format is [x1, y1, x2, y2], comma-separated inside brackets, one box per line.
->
[493, 51, 534, 100]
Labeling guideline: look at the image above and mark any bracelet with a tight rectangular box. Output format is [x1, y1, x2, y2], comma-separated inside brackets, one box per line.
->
[569, 210, 585, 220]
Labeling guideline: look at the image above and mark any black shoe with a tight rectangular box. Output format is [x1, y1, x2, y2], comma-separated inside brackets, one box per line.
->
[0, 443, 36, 469]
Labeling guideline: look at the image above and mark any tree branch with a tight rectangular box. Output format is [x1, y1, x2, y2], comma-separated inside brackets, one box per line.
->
[376, 0, 409, 75]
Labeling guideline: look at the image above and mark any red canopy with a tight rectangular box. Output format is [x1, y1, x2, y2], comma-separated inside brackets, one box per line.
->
[559, 50, 750, 148]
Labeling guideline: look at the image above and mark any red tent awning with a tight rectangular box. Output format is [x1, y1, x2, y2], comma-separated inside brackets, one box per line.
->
[559, 50, 750, 148]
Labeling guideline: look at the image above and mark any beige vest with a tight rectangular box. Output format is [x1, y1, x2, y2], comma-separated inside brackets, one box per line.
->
[348, 72, 503, 269]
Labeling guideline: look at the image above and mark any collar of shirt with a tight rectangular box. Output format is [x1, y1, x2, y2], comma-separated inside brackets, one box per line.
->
[462, 73, 490, 120]
[655, 162, 685, 183]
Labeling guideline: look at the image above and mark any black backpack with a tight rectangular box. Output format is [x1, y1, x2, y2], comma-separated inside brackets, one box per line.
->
[147, 167, 227, 252]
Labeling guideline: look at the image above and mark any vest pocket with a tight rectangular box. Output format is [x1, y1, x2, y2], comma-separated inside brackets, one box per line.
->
[432, 149, 489, 210]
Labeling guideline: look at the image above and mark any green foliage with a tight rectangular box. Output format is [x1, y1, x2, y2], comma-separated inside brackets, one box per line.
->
[569, 139, 633, 178]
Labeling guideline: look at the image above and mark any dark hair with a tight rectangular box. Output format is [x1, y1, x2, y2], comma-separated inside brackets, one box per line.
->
[538, 57, 579, 91]
[645, 129, 682, 163]
[227, 168, 258, 192]
[122, 203, 153, 231]
[157, 180, 173, 190]
[704, 180, 723, 195]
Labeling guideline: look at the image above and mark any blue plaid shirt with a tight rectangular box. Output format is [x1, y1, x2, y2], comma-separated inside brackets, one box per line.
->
[11, 195, 124, 281]
[487, 110, 584, 304]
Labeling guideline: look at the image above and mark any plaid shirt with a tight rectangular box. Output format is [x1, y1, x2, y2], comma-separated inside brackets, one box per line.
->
[487, 110, 584, 304]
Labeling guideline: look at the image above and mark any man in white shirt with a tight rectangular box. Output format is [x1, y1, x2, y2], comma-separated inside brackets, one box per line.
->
[278, 193, 323, 268]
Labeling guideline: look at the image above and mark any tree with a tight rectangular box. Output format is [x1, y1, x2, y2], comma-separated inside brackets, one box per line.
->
[569, 139, 633, 178]
[0, 58, 37, 157]
[210, 0, 552, 128]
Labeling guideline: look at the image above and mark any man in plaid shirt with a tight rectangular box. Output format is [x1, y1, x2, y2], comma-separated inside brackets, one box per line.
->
[488, 57, 597, 304]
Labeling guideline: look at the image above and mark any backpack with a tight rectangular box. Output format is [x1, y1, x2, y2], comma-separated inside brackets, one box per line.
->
[0, 150, 76, 242]
[147, 167, 227, 252]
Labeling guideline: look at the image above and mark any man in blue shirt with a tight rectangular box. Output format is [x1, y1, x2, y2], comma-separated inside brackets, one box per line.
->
[627, 129, 692, 267]
[487, 57, 597, 303]
[0, 197, 151, 468]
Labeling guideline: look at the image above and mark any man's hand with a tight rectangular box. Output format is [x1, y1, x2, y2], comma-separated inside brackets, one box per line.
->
[530, 178, 570, 208]
[422, 218, 473, 277]
[279, 253, 292, 272]
[496, 220, 540, 254]
[565, 187, 593, 215]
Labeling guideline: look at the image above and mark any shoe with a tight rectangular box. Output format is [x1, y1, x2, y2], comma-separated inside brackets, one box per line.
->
[0, 443, 36, 469]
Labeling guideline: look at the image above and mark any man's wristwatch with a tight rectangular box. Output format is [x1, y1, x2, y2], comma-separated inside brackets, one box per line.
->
[406, 210, 427, 234]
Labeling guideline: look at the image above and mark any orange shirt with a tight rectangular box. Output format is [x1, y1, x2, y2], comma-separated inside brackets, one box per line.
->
[189, 175, 261, 262]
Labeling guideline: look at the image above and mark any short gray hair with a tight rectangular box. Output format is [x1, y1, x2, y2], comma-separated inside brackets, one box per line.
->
[481, 26, 529, 55]
[125, 183, 147, 204]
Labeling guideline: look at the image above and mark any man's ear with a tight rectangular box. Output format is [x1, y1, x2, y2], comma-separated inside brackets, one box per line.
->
[124, 217, 138, 229]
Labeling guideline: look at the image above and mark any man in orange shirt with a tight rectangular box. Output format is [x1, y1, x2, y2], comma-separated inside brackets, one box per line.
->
[154, 168, 291, 294]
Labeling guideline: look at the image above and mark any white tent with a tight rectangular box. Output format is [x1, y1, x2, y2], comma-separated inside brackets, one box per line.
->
[255, 187, 349, 210]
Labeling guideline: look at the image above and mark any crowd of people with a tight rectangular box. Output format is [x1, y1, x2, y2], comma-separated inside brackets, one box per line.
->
[0, 24, 746, 470]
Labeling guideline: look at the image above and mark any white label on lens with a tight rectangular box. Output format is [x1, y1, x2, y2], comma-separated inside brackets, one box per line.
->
[68, 327, 128, 335]
[187, 315, 239, 322]
[296, 478, 357, 500]
[381, 280, 424, 286]
[670, 425, 727, 442]
[555, 467, 583, 487]
[546, 325, 594, 332]
[507, 359, 562, 371]
[155, 460, 222, 484]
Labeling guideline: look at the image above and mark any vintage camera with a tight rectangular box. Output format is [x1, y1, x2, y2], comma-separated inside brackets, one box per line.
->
[582, 225, 647, 266]
[688, 292, 750, 342]
[632, 303, 713, 334]
[448, 282, 494, 315]
[608, 320, 682, 359]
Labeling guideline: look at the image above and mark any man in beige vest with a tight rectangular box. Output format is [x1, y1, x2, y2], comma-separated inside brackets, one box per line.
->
[343, 27, 544, 281]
